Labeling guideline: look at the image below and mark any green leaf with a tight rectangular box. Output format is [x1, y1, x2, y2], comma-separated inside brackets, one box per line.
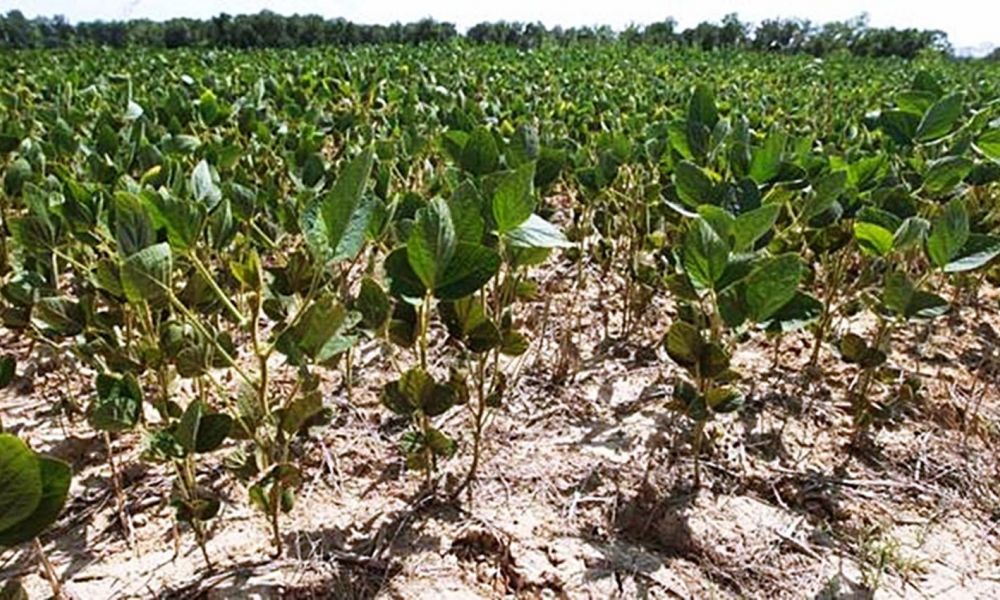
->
[674, 161, 718, 207]
[664, 321, 702, 369]
[853, 222, 895, 257]
[505, 213, 571, 249]
[439, 298, 501, 353]
[121, 243, 172, 305]
[275, 295, 355, 365]
[883, 272, 949, 320]
[0, 456, 70, 548]
[705, 387, 743, 413]
[380, 379, 415, 416]
[194, 413, 232, 453]
[915, 92, 963, 142]
[682, 219, 729, 290]
[923, 156, 973, 196]
[281, 392, 323, 434]
[442, 131, 469, 163]
[468, 319, 503, 353]
[699, 342, 731, 379]
[744, 254, 803, 323]
[33, 297, 85, 336]
[672, 378, 699, 409]
[893, 217, 930, 251]
[926, 199, 969, 269]
[461, 127, 500, 176]
[847, 155, 888, 191]
[500, 330, 529, 356]
[436, 243, 501, 300]
[190, 159, 222, 209]
[492, 163, 536, 234]
[976, 128, 1000, 161]
[733, 204, 779, 252]
[113, 192, 155, 257]
[896, 91, 936, 117]
[448, 182, 485, 243]
[0, 435, 42, 536]
[302, 148, 375, 263]
[880, 109, 919, 145]
[422, 384, 457, 417]
[839, 334, 885, 367]
[857, 206, 902, 233]
[88, 373, 142, 433]
[749, 131, 785, 184]
[426, 427, 457, 458]
[944, 234, 1000, 273]
[142, 190, 205, 252]
[802, 171, 847, 222]
[176, 400, 204, 454]
[905, 291, 949, 320]
[697, 205, 735, 244]
[761, 292, 822, 333]
[408, 198, 457, 289]
[356, 277, 391, 331]
[688, 84, 718, 130]
[142, 430, 185, 462]
[507, 124, 540, 167]
[838, 333, 866, 363]
[882, 271, 915, 317]
[384, 247, 426, 299]
[9, 216, 56, 254]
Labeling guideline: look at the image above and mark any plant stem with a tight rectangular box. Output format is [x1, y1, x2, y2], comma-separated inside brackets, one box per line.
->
[852, 318, 893, 424]
[345, 347, 354, 403]
[167, 292, 255, 387]
[173, 458, 212, 569]
[0, 195, 9, 276]
[810, 250, 846, 367]
[104, 432, 133, 547]
[419, 293, 431, 371]
[455, 354, 488, 499]
[188, 252, 247, 324]
[692, 420, 706, 489]
[34, 539, 64, 599]
[50, 252, 61, 291]
[269, 489, 283, 557]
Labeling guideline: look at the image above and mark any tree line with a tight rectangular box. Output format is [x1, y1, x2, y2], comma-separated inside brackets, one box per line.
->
[0, 10, 956, 59]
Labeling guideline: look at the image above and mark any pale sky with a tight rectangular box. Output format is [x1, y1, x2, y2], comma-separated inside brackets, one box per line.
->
[6, 0, 998, 54]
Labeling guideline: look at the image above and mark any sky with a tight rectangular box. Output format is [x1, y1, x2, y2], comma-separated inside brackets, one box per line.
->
[6, 0, 999, 55]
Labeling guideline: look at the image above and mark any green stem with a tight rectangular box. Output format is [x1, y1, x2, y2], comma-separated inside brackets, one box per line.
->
[810, 250, 847, 367]
[455, 353, 488, 498]
[104, 433, 132, 546]
[188, 252, 247, 325]
[0, 195, 9, 276]
[419, 292, 431, 371]
[853, 318, 894, 424]
[167, 292, 255, 387]
[692, 420, 706, 489]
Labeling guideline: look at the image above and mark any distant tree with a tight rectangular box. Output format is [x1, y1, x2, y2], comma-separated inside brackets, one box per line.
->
[163, 20, 193, 48]
[644, 19, 678, 46]
[0, 9, 959, 57]
[719, 13, 749, 48]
